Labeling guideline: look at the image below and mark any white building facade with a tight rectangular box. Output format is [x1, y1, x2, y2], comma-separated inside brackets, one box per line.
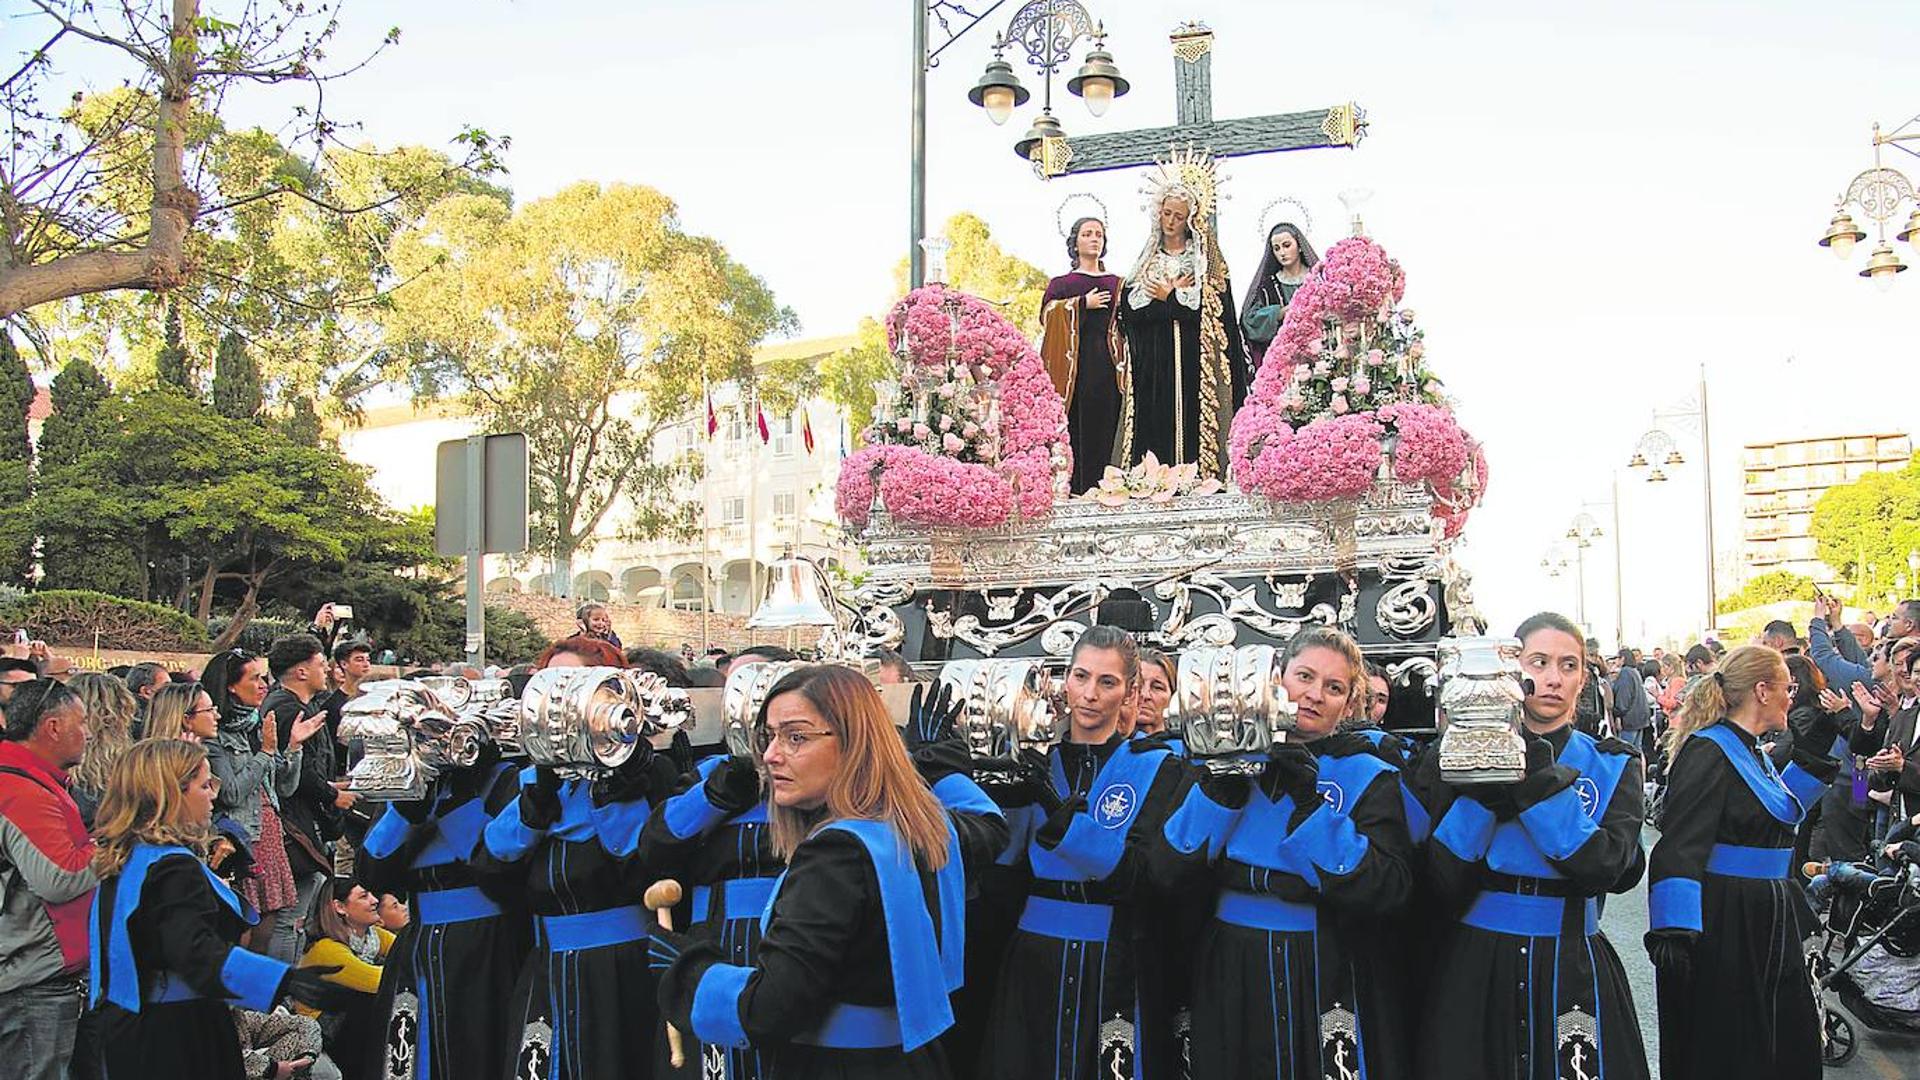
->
[341, 334, 863, 615]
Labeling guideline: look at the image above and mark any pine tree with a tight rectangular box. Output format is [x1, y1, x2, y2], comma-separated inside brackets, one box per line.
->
[280, 395, 324, 447]
[210, 331, 263, 421]
[0, 332, 35, 583]
[155, 301, 194, 391]
[38, 357, 110, 472]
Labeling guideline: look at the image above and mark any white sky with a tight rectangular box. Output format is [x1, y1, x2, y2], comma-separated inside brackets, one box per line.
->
[25, 0, 1920, 646]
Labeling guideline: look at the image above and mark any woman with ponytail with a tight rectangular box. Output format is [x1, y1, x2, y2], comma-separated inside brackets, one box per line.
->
[1412, 612, 1650, 1080]
[1647, 644, 1835, 1079]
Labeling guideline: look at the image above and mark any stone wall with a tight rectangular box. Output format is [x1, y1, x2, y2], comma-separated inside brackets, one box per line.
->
[494, 594, 821, 653]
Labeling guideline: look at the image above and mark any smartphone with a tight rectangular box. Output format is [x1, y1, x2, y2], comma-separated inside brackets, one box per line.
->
[333, 604, 355, 622]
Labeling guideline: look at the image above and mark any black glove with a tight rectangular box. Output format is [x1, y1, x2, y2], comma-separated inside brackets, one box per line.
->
[393, 796, 434, 825]
[519, 766, 564, 828]
[1523, 734, 1557, 776]
[703, 755, 763, 814]
[1644, 929, 1697, 985]
[1033, 795, 1088, 851]
[278, 965, 357, 1012]
[666, 730, 696, 776]
[446, 744, 503, 803]
[1475, 783, 1521, 822]
[906, 682, 962, 750]
[1016, 748, 1064, 815]
[591, 743, 656, 807]
[1267, 742, 1321, 805]
[646, 927, 689, 974]
[1198, 770, 1253, 809]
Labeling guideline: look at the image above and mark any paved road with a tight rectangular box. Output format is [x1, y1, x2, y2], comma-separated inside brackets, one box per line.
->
[1603, 828, 1920, 1077]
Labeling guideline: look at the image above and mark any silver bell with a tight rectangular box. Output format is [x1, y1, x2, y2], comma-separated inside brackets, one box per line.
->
[748, 548, 840, 629]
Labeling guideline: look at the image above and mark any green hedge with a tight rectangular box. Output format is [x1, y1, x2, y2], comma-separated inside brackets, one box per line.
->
[0, 590, 211, 651]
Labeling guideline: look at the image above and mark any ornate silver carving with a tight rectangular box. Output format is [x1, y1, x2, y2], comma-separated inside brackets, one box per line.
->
[857, 488, 1435, 592]
[985, 589, 1021, 622]
[926, 578, 1110, 656]
[937, 659, 1062, 781]
[1435, 637, 1528, 785]
[1177, 646, 1294, 775]
[1376, 579, 1437, 639]
[1152, 571, 1337, 648]
[1039, 620, 1087, 657]
[1386, 657, 1438, 693]
[1441, 557, 1486, 636]
[1266, 577, 1309, 609]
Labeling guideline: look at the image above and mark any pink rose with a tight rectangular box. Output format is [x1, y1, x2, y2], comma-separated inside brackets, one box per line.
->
[938, 414, 953, 432]
[1352, 375, 1371, 396]
[1331, 377, 1349, 393]
[1366, 349, 1386, 367]
[895, 418, 912, 433]
[913, 423, 931, 441]
[1331, 394, 1350, 415]
[942, 432, 965, 454]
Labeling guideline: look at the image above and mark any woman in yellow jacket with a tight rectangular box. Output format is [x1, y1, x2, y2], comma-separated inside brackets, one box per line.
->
[297, 878, 393, 1079]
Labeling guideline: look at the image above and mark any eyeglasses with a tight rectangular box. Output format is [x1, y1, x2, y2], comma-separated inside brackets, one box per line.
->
[188, 705, 219, 717]
[751, 725, 837, 754]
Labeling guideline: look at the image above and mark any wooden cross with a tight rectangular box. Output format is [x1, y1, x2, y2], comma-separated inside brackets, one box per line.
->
[1033, 22, 1365, 178]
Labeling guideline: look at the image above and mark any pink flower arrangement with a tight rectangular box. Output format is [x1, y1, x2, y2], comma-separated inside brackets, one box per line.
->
[1229, 237, 1489, 533]
[1376, 403, 1470, 486]
[838, 287, 1071, 530]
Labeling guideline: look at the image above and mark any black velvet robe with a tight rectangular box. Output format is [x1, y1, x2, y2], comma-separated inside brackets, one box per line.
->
[356, 761, 529, 1080]
[92, 854, 274, 1080]
[1649, 721, 1829, 1080]
[1114, 264, 1246, 475]
[1409, 725, 1650, 1080]
[976, 735, 1193, 1080]
[1171, 734, 1416, 1080]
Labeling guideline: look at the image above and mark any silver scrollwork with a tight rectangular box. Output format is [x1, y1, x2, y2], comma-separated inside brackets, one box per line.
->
[1376, 579, 1438, 639]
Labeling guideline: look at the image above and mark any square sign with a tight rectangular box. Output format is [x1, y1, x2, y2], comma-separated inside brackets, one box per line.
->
[435, 433, 530, 556]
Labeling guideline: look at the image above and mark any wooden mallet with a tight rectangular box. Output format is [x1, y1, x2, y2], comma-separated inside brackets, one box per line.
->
[644, 879, 688, 1068]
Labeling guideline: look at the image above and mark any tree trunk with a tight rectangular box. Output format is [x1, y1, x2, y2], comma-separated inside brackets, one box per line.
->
[208, 588, 261, 651]
[194, 563, 218, 624]
[551, 547, 573, 599]
[0, 0, 199, 317]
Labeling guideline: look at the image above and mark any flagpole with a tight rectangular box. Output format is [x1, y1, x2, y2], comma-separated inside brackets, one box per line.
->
[747, 382, 760, 650]
[700, 373, 713, 653]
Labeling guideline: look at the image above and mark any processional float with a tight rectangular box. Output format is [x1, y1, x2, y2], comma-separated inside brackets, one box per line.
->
[344, 153, 1525, 791]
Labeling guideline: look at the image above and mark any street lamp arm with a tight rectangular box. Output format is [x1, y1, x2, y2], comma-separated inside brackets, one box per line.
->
[925, 0, 1010, 67]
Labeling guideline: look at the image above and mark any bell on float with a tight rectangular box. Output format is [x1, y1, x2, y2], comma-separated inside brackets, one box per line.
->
[748, 546, 840, 629]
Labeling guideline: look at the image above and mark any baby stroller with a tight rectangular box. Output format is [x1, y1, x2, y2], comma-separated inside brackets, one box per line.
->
[1804, 849, 1920, 1066]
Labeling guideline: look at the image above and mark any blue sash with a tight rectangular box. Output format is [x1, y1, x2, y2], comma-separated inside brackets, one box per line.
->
[1485, 730, 1626, 878]
[692, 877, 780, 925]
[1693, 722, 1803, 825]
[1222, 785, 1317, 879]
[91, 844, 254, 1011]
[413, 791, 494, 869]
[809, 819, 960, 1051]
[1029, 742, 1169, 883]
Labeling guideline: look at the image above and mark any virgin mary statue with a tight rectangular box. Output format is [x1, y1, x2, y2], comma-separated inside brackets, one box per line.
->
[1114, 158, 1246, 481]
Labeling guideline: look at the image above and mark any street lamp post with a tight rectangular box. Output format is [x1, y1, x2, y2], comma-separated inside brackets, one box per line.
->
[1817, 116, 1920, 291]
[1566, 512, 1603, 635]
[911, 0, 1128, 287]
[1630, 362, 1719, 636]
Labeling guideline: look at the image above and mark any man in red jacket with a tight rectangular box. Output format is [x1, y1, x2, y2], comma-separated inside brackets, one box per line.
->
[0, 679, 96, 1080]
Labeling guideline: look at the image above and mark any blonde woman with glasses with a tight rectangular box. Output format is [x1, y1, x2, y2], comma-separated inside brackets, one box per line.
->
[655, 665, 1002, 1079]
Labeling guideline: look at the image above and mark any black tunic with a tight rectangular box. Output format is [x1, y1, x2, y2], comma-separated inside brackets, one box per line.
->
[977, 735, 1192, 1080]
[1409, 725, 1650, 1080]
[1174, 735, 1415, 1080]
[357, 761, 529, 1080]
[658, 825, 967, 1080]
[473, 760, 680, 1080]
[1114, 266, 1246, 473]
[642, 751, 1010, 1080]
[93, 852, 283, 1080]
[1648, 721, 1827, 1079]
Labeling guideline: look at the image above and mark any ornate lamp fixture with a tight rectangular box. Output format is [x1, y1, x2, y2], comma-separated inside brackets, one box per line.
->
[961, 2, 1127, 163]
[1819, 118, 1920, 291]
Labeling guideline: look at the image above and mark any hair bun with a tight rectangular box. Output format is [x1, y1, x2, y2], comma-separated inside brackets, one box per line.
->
[1712, 670, 1726, 687]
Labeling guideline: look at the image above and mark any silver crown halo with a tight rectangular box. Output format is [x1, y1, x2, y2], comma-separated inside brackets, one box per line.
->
[1140, 143, 1226, 221]
[1055, 192, 1111, 237]
[1258, 195, 1315, 237]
